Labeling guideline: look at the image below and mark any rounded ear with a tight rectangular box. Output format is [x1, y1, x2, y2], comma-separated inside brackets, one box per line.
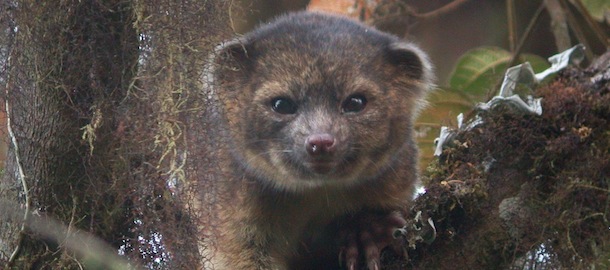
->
[211, 38, 254, 84]
[386, 42, 433, 83]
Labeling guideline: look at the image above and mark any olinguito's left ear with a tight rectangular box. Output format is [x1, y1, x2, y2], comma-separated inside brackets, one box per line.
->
[386, 42, 433, 84]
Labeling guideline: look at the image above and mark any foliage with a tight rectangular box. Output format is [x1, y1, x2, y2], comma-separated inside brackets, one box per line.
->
[416, 46, 549, 168]
[448, 46, 549, 100]
[582, 0, 610, 22]
[415, 0, 609, 168]
[409, 1, 610, 268]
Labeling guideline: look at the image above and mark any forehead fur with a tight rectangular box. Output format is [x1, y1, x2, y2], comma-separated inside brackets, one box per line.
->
[213, 11, 433, 107]
[245, 12, 395, 63]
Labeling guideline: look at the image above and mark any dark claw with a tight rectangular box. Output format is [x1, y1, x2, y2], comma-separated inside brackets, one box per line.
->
[345, 232, 359, 270]
[339, 211, 407, 269]
[367, 259, 379, 270]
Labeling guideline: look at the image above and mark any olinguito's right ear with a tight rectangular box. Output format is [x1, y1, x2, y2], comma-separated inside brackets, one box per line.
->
[212, 38, 254, 84]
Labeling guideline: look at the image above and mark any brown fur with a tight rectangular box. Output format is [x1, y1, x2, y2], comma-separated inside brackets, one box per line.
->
[205, 11, 433, 269]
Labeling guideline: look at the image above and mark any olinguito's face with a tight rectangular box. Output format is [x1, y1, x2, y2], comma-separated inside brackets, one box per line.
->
[241, 59, 409, 191]
[213, 13, 431, 192]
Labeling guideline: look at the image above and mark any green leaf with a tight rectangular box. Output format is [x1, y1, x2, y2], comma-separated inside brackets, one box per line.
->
[448, 47, 550, 102]
[521, 53, 550, 73]
[581, 0, 610, 22]
[449, 46, 512, 99]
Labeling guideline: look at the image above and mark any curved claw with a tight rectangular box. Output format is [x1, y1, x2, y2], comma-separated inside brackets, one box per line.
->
[339, 211, 407, 270]
[345, 232, 359, 270]
[361, 231, 380, 270]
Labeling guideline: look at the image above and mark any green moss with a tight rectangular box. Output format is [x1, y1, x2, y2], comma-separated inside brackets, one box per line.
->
[401, 64, 610, 268]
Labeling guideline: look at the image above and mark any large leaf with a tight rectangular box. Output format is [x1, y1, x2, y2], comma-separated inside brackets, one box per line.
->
[449, 46, 511, 98]
[525, 53, 552, 74]
[581, 0, 610, 22]
[448, 46, 550, 102]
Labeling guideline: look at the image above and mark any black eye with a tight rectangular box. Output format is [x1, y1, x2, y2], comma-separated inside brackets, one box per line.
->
[271, 97, 297, 114]
[341, 95, 367, 113]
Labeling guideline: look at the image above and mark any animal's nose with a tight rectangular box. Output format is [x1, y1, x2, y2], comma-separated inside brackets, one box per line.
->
[305, 133, 336, 156]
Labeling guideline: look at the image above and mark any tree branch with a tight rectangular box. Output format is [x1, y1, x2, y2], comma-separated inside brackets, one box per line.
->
[558, 0, 594, 60]
[507, 0, 518, 52]
[570, 0, 609, 47]
[507, 2, 546, 67]
[544, 0, 572, 51]
[5, 55, 31, 266]
[494, 2, 546, 94]
[411, 0, 472, 20]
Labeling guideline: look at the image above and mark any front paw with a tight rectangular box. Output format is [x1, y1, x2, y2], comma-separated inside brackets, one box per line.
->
[340, 211, 406, 270]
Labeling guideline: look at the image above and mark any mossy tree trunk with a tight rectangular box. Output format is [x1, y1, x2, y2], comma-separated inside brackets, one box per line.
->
[1, 0, 231, 268]
[1, 1, 139, 268]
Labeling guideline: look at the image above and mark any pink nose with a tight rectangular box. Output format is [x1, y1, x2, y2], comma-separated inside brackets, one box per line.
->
[305, 133, 336, 156]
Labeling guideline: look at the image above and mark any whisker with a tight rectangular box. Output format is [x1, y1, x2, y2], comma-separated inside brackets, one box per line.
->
[243, 149, 294, 166]
[244, 137, 290, 144]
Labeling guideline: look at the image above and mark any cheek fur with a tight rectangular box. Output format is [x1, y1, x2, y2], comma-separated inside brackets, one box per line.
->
[353, 104, 410, 158]
[353, 104, 390, 143]
[243, 106, 291, 154]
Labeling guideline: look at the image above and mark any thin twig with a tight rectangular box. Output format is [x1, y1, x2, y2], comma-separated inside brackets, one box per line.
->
[507, 3, 546, 67]
[558, 0, 594, 60]
[545, 0, 572, 51]
[369, 0, 471, 36]
[228, 0, 236, 33]
[507, 0, 518, 52]
[570, 0, 610, 47]
[411, 0, 472, 20]
[6, 55, 31, 265]
[493, 2, 546, 95]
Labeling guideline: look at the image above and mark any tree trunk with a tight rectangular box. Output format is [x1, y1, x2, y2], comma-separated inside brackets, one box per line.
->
[1, 0, 232, 268]
[1, 1, 138, 268]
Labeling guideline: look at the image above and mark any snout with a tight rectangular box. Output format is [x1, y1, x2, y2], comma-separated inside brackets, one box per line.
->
[303, 133, 338, 174]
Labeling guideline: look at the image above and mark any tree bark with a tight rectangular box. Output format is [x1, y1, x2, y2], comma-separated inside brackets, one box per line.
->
[1, 0, 232, 268]
[1, 1, 139, 268]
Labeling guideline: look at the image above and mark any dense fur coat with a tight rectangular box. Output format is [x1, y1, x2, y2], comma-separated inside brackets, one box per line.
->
[205, 11, 433, 269]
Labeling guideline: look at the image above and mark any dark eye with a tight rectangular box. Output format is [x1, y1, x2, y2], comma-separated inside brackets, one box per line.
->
[270, 97, 297, 114]
[341, 95, 367, 113]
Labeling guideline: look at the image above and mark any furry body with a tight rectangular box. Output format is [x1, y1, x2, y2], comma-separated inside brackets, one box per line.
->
[207, 11, 432, 269]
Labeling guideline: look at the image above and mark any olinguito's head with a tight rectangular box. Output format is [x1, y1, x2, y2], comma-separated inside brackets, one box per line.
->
[211, 12, 433, 192]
